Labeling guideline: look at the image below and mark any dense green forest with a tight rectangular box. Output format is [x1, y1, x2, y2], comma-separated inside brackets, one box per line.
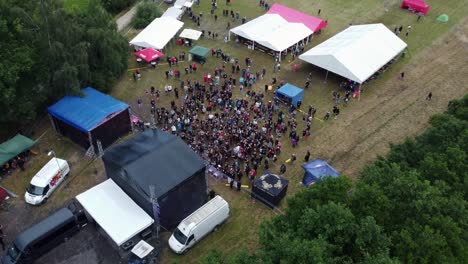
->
[0, 0, 128, 128]
[203, 95, 468, 263]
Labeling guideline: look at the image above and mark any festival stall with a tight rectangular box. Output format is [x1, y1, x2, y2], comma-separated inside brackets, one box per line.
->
[302, 159, 340, 187]
[400, 0, 430, 15]
[189, 46, 210, 64]
[276, 83, 304, 107]
[0, 134, 35, 166]
[103, 129, 208, 229]
[299, 24, 407, 84]
[251, 172, 288, 209]
[48, 87, 131, 150]
[179, 29, 202, 41]
[174, 0, 193, 9]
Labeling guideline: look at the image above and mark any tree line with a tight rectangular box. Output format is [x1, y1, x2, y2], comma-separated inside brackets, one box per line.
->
[203, 95, 468, 263]
[0, 0, 128, 131]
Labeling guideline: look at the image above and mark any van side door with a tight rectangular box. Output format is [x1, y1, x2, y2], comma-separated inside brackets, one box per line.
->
[186, 234, 196, 248]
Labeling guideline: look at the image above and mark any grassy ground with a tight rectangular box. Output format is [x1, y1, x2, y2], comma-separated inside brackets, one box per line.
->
[1, 0, 467, 263]
[63, 0, 90, 12]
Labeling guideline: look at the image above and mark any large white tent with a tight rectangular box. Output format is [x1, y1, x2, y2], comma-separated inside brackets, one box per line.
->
[299, 23, 407, 83]
[230, 14, 313, 60]
[129, 17, 184, 50]
[256, 23, 312, 52]
[162, 7, 184, 20]
[76, 179, 154, 246]
[174, 0, 193, 9]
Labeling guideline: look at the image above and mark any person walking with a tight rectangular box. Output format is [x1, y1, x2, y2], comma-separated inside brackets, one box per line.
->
[280, 164, 286, 174]
[400, 72, 405, 80]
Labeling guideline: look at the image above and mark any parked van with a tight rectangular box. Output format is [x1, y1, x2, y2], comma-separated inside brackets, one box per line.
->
[169, 195, 229, 254]
[25, 158, 70, 205]
[2, 206, 87, 264]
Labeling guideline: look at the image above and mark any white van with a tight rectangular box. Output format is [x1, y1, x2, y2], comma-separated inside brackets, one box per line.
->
[25, 158, 70, 205]
[169, 195, 229, 254]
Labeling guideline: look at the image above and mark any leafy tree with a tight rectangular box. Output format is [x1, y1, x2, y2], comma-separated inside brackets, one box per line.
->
[131, 0, 161, 29]
[101, 0, 136, 14]
[0, 0, 128, 129]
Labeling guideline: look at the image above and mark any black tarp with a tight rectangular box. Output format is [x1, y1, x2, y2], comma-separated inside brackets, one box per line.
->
[251, 172, 288, 209]
[102, 129, 208, 229]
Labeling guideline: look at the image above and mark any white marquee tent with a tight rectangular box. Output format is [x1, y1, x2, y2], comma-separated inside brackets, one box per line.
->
[256, 23, 312, 52]
[299, 23, 407, 83]
[174, 0, 193, 9]
[129, 17, 184, 50]
[179, 28, 202, 40]
[76, 179, 154, 246]
[162, 7, 184, 20]
[230, 14, 313, 60]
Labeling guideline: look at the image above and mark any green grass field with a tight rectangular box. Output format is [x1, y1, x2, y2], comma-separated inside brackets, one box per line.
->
[1, 0, 466, 263]
[113, 1, 468, 263]
[63, 0, 90, 12]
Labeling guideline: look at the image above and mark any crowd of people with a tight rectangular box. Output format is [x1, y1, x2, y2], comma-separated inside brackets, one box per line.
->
[1, 151, 31, 176]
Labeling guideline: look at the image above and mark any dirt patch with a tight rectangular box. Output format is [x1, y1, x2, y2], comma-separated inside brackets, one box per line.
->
[309, 19, 468, 177]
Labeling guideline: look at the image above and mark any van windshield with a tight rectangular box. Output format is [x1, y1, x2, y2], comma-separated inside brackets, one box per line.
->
[27, 184, 45, 196]
[173, 228, 188, 244]
[7, 244, 20, 261]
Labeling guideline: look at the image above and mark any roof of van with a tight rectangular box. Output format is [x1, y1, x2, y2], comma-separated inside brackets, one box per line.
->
[179, 195, 227, 235]
[30, 158, 67, 187]
[14, 208, 75, 251]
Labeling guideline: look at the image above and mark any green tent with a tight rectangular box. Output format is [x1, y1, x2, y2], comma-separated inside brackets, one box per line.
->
[189, 46, 210, 57]
[0, 134, 35, 165]
[437, 14, 449, 23]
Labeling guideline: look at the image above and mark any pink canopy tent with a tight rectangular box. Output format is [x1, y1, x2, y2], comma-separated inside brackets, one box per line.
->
[134, 48, 164, 62]
[267, 3, 327, 32]
[400, 0, 430, 15]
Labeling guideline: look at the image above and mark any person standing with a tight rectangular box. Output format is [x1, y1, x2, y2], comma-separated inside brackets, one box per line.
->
[280, 164, 286, 174]
[304, 150, 310, 162]
[0, 225, 5, 251]
[400, 72, 405, 80]
[426, 92, 432, 101]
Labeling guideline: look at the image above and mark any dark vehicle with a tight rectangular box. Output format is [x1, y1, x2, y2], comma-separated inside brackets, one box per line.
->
[2, 205, 87, 264]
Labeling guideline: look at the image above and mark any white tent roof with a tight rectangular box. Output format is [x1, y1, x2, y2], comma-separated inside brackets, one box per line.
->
[230, 14, 312, 52]
[162, 7, 184, 20]
[129, 17, 184, 50]
[299, 23, 407, 83]
[174, 0, 193, 9]
[76, 179, 154, 246]
[230, 14, 287, 41]
[180, 28, 202, 40]
[256, 23, 312, 52]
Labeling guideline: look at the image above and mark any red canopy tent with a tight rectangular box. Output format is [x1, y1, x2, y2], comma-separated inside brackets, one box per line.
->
[267, 3, 327, 33]
[400, 0, 430, 15]
[134, 48, 164, 62]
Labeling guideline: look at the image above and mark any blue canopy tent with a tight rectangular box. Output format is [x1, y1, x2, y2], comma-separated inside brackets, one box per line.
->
[275, 83, 304, 107]
[48, 87, 131, 150]
[302, 159, 340, 186]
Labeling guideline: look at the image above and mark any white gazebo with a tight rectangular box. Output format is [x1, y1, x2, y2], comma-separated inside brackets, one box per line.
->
[161, 7, 184, 20]
[179, 28, 202, 40]
[129, 17, 184, 50]
[299, 23, 407, 83]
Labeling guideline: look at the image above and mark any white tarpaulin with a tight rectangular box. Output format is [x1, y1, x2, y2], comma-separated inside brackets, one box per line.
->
[230, 14, 312, 52]
[162, 7, 184, 20]
[130, 17, 184, 50]
[76, 179, 154, 246]
[299, 23, 407, 83]
[179, 28, 202, 40]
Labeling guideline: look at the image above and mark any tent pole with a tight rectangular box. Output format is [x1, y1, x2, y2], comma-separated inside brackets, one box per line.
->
[279, 51, 281, 62]
[252, 41, 255, 50]
[228, 31, 231, 41]
[48, 114, 58, 134]
[358, 84, 362, 101]
[324, 71, 329, 83]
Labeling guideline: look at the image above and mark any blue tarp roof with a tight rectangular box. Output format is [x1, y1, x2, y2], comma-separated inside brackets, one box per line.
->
[302, 159, 340, 186]
[48, 87, 129, 133]
[277, 83, 303, 98]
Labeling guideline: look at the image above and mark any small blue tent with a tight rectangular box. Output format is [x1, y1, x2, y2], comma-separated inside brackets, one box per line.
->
[48, 87, 131, 150]
[276, 83, 304, 107]
[302, 159, 340, 187]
